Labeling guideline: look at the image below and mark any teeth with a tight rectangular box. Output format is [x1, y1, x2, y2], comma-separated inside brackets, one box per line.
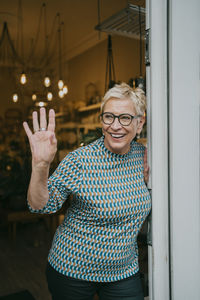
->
[110, 133, 124, 138]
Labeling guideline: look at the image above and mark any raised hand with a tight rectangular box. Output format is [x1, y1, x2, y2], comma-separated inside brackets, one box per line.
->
[23, 108, 57, 167]
[144, 148, 150, 184]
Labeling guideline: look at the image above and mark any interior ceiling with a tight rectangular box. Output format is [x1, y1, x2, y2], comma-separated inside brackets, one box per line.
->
[0, 0, 145, 61]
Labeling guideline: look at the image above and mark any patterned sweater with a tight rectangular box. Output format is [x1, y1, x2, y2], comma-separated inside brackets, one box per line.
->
[29, 136, 152, 282]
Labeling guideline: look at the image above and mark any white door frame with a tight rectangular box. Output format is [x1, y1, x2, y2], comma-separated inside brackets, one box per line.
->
[146, 0, 170, 299]
[146, 0, 200, 299]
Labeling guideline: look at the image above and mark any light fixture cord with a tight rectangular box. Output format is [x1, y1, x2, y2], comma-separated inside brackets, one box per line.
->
[105, 35, 116, 92]
[97, 0, 101, 39]
[61, 21, 67, 80]
[57, 13, 62, 79]
[27, 4, 43, 63]
[45, 14, 59, 66]
[16, 0, 25, 68]
[43, 3, 49, 69]
[139, 5, 142, 77]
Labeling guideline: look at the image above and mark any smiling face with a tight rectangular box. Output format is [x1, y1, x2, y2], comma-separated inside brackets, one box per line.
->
[101, 97, 145, 155]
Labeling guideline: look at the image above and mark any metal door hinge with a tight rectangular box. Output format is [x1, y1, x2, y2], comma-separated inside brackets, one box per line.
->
[145, 29, 150, 66]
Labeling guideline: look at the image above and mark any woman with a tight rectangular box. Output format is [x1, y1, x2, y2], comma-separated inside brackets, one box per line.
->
[23, 83, 151, 300]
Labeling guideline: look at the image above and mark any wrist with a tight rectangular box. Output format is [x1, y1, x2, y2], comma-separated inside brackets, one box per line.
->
[32, 160, 50, 172]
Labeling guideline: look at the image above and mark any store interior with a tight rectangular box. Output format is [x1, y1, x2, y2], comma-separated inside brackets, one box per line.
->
[0, 0, 149, 299]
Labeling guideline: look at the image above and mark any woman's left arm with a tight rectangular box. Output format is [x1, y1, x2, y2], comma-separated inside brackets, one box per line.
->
[144, 148, 150, 185]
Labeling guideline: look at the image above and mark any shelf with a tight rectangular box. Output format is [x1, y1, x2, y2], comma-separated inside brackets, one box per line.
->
[95, 4, 146, 39]
[57, 122, 77, 129]
[57, 123, 101, 130]
[78, 103, 101, 112]
[78, 123, 101, 129]
[55, 112, 67, 117]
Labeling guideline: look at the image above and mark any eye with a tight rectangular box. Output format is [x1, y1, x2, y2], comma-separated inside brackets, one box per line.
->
[104, 113, 113, 120]
[120, 115, 131, 121]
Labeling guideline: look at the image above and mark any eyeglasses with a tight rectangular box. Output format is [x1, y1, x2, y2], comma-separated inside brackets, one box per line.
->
[100, 112, 142, 126]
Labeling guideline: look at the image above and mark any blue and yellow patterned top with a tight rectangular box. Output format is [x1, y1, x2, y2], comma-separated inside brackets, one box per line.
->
[29, 136, 151, 282]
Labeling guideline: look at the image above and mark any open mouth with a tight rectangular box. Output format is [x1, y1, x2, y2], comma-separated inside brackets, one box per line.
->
[109, 133, 126, 139]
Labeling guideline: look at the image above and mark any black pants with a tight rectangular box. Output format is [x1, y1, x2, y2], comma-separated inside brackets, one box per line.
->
[46, 263, 144, 300]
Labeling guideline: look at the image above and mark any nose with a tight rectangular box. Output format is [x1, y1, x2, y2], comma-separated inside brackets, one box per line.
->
[110, 117, 122, 130]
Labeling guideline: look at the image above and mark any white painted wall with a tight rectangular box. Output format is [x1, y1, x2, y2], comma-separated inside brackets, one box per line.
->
[169, 0, 200, 299]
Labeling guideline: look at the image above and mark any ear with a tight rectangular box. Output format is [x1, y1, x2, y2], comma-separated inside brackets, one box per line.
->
[136, 116, 145, 134]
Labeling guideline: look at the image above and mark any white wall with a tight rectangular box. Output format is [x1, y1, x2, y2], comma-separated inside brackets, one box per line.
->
[169, 0, 200, 299]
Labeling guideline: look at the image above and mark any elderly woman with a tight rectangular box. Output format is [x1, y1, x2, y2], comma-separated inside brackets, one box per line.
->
[23, 82, 151, 300]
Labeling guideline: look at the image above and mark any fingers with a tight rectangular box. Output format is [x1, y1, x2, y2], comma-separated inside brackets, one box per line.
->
[144, 147, 149, 184]
[47, 109, 56, 132]
[144, 148, 148, 167]
[40, 107, 47, 130]
[23, 121, 33, 140]
[144, 167, 149, 184]
[144, 165, 149, 176]
[144, 149, 149, 172]
[25, 108, 55, 136]
[32, 111, 39, 132]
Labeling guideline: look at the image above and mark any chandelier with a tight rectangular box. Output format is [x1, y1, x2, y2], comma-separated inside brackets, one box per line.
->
[0, 1, 68, 107]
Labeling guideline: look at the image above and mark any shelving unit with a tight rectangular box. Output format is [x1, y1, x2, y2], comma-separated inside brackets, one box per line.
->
[56, 103, 102, 161]
[57, 122, 101, 130]
[78, 103, 101, 112]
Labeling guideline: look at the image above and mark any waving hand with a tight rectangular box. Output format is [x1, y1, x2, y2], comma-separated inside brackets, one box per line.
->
[23, 108, 57, 167]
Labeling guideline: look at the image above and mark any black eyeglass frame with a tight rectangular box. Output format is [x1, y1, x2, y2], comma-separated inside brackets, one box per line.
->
[100, 112, 142, 126]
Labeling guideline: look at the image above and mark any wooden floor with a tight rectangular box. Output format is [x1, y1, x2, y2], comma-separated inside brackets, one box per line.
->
[0, 219, 149, 300]
[0, 220, 52, 300]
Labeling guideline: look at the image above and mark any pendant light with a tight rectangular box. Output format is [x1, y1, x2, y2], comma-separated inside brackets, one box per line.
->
[105, 35, 116, 92]
[44, 76, 51, 87]
[134, 6, 145, 91]
[12, 93, 18, 103]
[47, 92, 53, 101]
[58, 79, 64, 90]
[32, 93, 37, 101]
[57, 15, 64, 91]
[63, 85, 68, 95]
[58, 89, 64, 98]
[43, 4, 51, 88]
[38, 101, 45, 107]
[20, 72, 27, 84]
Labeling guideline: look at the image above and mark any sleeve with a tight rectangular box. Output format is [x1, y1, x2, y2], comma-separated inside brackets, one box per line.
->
[28, 152, 81, 214]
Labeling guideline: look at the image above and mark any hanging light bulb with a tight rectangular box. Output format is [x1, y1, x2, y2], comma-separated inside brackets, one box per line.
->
[58, 79, 64, 90]
[20, 72, 27, 85]
[44, 76, 51, 87]
[47, 92, 53, 101]
[12, 93, 18, 103]
[35, 101, 48, 107]
[58, 89, 64, 98]
[63, 85, 68, 95]
[38, 101, 45, 107]
[32, 94, 37, 101]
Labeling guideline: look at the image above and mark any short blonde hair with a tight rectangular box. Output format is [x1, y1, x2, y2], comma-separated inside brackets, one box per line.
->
[101, 82, 146, 116]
